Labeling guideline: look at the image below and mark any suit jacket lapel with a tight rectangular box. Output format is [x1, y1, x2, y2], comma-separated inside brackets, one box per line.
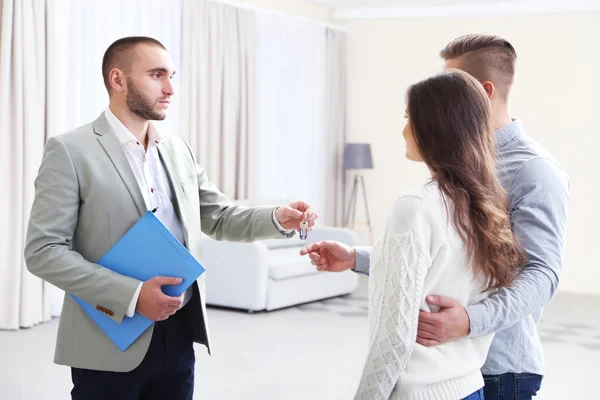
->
[93, 113, 146, 218]
[157, 141, 190, 246]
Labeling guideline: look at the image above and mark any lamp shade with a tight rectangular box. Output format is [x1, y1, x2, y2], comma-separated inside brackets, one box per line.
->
[343, 143, 373, 170]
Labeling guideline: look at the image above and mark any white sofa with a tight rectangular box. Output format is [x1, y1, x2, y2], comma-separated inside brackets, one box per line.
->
[202, 211, 359, 312]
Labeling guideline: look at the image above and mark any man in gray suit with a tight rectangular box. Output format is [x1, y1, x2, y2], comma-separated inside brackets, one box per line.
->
[24, 36, 318, 400]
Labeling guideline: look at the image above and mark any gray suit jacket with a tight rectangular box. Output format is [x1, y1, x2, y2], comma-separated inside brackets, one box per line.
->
[24, 113, 287, 372]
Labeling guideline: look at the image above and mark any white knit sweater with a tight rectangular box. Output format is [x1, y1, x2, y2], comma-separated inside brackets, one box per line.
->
[355, 182, 494, 400]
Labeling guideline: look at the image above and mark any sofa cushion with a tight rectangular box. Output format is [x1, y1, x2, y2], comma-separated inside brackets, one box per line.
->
[267, 247, 319, 281]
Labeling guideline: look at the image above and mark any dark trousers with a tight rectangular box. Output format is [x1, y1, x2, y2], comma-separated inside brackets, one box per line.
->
[483, 373, 543, 400]
[71, 302, 195, 400]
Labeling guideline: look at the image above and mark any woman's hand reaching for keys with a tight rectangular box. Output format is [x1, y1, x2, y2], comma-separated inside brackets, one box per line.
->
[274, 201, 319, 232]
[299, 241, 356, 272]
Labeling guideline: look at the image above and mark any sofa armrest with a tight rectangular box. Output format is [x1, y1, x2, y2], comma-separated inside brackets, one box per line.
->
[201, 234, 270, 311]
[305, 227, 358, 247]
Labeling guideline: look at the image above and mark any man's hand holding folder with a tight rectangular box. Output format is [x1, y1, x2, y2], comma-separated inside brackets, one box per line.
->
[70, 211, 206, 352]
[137, 276, 185, 321]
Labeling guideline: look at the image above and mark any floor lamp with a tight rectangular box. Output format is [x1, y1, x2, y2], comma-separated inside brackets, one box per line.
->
[343, 143, 374, 244]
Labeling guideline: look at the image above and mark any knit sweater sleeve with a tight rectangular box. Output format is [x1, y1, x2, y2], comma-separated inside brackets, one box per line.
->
[354, 195, 434, 400]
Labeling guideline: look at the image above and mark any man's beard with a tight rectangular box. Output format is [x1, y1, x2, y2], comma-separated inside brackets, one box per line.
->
[126, 80, 166, 121]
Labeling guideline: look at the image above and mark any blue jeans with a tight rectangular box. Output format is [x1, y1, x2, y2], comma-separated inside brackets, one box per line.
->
[483, 373, 543, 400]
[463, 387, 484, 399]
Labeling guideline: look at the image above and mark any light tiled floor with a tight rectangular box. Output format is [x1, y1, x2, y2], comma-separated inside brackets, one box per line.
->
[1, 276, 597, 399]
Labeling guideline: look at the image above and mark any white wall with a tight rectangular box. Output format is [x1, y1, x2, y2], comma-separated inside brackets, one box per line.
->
[344, 12, 600, 296]
[234, 0, 332, 22]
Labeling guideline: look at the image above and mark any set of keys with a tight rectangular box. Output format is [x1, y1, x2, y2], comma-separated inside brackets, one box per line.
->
[299, 220, 309, 240]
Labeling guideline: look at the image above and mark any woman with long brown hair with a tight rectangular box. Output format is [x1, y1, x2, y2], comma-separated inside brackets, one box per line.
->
[354, 70, 525, 400]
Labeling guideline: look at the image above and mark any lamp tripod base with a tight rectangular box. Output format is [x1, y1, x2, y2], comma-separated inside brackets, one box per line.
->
[344, 173, 374, 244]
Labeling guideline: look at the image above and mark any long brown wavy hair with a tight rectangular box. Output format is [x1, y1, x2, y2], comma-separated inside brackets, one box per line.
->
[406, 70, 525, 290]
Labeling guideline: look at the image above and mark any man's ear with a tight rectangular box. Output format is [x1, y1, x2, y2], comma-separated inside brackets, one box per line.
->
[109, 68, 126, 93]
[482, 81, 495, 99]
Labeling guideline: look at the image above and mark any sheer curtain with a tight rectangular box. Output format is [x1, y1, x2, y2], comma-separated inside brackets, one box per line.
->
[45, 0, 183, 317]
[255, 12, 327, 217]
[181, 0, 257, 200]
[0, 0, 50, 330]
[324, 28, 348, 227]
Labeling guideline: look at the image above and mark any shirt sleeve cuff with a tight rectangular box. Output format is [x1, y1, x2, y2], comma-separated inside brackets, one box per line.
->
[353, 246, 372, 275]
[126, 282, 143, 318]
[272, 207, 294, 237]
[465, 302, 489, 337]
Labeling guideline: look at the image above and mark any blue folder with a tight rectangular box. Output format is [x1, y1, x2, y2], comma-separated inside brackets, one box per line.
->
[71, 210, 205, 352]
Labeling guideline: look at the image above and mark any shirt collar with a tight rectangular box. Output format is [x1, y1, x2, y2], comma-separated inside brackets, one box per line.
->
[104, 107, 162, 147]
[496, 118, 524, 148]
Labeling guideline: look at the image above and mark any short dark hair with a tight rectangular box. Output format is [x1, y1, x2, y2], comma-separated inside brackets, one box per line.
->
[101, 36, 166, 93]
[440, 34, 517, 101]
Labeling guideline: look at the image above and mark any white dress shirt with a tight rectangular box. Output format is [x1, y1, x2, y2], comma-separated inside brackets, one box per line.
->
[105, 107, 192, 317]
[105, 107, 291, 318]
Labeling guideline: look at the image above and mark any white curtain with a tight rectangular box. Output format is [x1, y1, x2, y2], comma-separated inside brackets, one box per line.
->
[181, 0, 257, 200]
[9, 0, 183, 323]
[254, 12, 327, 216]
[0, 0, 50, 330]
[324, 29, 347, 227]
